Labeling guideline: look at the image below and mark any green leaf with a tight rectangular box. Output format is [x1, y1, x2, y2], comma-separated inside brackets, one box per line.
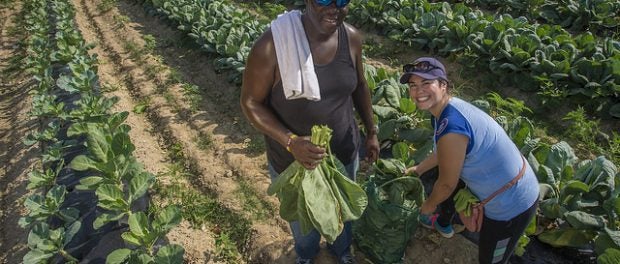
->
[106, 248, 131, 264]
[23, 249, 54, 264]
[94, 212, 126, 230]
[538, 228, 597, 247]
[378, 119, 398, 142]
[598, 248, 620, 264]
[67, 123, 88, 137]
[76, 176, 104, 190]
[129, 172, 155, 203]
[399, 98, 416, 114]
[391, 142, 409, 163]
[120, 231, 142, 247]
[128, 212, 150, 238]
[86, 125, 110, 163]
[27, 222, 49, 248]
[63, 220, 82, 247]
[96, 184, 127, 211]
[70, 155, 100, 171]
[153, 205, 182, 233]
[564, 211, 605, 229]
[136, 253, 153, 264]
[154, 244, 185, 264]
[372, 105, 399, 119]
[59, 207, 80, 223]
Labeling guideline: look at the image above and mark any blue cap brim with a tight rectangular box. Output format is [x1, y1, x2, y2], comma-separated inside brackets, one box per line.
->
[399, 72, 442, 84]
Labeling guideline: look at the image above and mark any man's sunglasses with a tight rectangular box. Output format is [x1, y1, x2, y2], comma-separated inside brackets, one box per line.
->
[315, 0, 351, 8]
[403, 61, 439, 73]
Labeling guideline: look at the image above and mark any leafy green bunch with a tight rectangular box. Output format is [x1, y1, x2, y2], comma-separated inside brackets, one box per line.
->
[267, 125, 368, 243]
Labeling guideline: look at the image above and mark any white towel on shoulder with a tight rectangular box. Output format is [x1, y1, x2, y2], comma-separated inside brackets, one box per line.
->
[271, 10, 321, 101]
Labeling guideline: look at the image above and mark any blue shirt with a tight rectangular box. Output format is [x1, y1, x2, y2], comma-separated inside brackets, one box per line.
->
[433, 97, 539, 220]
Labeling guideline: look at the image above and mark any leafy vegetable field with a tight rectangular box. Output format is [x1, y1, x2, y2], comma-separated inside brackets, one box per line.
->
[0, 0, 618, 263]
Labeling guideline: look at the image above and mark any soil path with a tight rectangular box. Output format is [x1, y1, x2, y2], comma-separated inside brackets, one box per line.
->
[0, 2, 40, 263]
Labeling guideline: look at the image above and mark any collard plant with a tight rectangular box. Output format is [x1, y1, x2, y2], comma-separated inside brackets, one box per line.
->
[529, 140, 620, 262]
[106, 206, 184, 264]
[69, 121, 184, 263]
[364, 64, 434, 161]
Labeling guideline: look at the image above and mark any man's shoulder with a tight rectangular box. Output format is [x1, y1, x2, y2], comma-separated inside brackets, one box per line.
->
[251, 29, 276, 54]
[343, 22, 362, 45]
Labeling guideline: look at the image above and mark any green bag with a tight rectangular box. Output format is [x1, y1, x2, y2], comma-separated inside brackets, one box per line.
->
[353, 159, 424, 264]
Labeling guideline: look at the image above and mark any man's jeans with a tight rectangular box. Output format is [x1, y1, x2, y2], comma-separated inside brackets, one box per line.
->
[268, 157, 359, 259]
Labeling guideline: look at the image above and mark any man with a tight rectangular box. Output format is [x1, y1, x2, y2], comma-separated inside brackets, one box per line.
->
[240, 1, 379, 263]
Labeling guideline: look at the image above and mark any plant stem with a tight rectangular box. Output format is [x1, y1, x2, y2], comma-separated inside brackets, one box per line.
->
[60, 249, 79, 262]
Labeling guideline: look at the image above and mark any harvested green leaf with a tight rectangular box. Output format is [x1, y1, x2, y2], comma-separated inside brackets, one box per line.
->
[267, 125, 367, 243]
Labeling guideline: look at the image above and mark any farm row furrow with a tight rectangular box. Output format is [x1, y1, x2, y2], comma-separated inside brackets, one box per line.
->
[0, 2, 38, 262]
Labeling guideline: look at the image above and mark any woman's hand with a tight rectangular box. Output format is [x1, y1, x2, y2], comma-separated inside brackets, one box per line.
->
[405, 166, 418, 176]
[289, 136, 326, 170]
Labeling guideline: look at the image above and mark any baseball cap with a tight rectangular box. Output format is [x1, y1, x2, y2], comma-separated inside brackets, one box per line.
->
[399, 57, 448, 84]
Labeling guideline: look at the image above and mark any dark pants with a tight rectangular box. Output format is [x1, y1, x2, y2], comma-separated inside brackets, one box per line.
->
[435, 182, 538, 264]
[478, 201, 538, 264]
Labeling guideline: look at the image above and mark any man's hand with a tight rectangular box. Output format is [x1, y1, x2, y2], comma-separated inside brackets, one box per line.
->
[364, 134, 379, 163]
[289, 136, 326, 170]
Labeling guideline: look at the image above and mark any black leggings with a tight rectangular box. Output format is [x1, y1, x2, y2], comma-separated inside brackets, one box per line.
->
[478, 201, 538, 264]
[435, 182, 537, 264]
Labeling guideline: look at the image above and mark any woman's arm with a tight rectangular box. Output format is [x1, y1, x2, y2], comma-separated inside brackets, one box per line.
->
[420, 133, 468, 215]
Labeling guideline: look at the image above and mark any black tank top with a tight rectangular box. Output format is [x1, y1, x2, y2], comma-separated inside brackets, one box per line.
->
[266, 24, 360, 174]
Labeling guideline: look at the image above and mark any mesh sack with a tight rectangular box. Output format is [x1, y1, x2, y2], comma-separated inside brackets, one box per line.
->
[353, 176, 423, 264]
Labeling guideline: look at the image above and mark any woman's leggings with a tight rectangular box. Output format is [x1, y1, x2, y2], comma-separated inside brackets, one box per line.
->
[478, 201, 538, 264]
[436, 182, 538, 264]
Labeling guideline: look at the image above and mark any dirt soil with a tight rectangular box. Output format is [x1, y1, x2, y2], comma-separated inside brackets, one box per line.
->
[0, 0, 479, 263]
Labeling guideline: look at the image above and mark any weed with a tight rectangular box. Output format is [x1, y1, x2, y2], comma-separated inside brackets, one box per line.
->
[169, 142, 185, 161]
[97, 0, 116, 12]
[143, 34, 157, 53]
[113, 14, 130, 28]
[236, 179, 272, 221]
[133, 98, 150, 114]
[181, 83, 201, 112]
[245, 137, 265, 154]
[163, 92, 179, 111]
[154, 181, 251, 260]
[486, 92, 532, 118]
[215, 232, 241, 262]
[609, 132, 620, 165]
[195, 132, 214, 151]
[562, 107, 599, 145]
[166, 68, 183, 85]
[100, 82, 120, 92]
[123, 40, 142, 59]
[144, 64, 160, 80]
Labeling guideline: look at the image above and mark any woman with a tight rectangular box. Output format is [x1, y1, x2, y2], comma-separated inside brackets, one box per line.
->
[401, 57, 539, 264]
[240, 0, 379, 263]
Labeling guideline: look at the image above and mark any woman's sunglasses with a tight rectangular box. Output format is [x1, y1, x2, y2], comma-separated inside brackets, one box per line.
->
[403, 61, 439, 73]
[315, 0, 351, 8]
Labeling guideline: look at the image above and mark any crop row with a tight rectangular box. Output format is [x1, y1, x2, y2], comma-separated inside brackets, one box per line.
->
[449, 0, 620, 35]
[19, 0, 184, 263]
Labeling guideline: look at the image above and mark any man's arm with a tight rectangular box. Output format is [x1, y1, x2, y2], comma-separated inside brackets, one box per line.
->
[346, 24, 379, 162]
[240, 30, 291, 147]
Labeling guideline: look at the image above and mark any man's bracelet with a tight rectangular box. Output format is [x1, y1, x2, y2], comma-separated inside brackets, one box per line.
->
[286, 134, 297, 152]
